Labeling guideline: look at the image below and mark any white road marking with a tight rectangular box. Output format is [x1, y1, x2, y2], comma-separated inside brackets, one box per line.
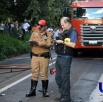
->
[0, 74, 31, 93]
[0, 59, 56, 93]
[89, 74, 103, 102]
[49, 61, 55, 66]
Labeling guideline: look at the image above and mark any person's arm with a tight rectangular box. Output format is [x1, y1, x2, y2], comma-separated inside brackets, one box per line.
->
[56, 40, 76, 48]
[37, 31, 54, 48]
[46, 31, 54, 48]
[63, 41, 76, 48]
[56, 30, 78, 48]
[28, 32, 38, 46]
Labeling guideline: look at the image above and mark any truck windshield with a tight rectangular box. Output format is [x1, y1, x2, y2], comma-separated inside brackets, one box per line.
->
[73, 8, 103, 19]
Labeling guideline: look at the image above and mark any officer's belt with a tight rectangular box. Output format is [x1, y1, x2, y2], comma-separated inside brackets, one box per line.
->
[32, 52, 50, 58]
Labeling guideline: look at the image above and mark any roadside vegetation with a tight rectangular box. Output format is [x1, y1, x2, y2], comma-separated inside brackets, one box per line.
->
[0, 0, 74, 61]
[0, 33, 31, 61]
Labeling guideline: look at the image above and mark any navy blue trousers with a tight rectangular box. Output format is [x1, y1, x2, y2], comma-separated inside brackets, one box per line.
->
[55, 56, 72, 102]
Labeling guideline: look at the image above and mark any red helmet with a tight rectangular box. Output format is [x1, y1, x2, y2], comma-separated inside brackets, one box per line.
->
[38, 19, 46, 26]
[36, 19, 47, 29]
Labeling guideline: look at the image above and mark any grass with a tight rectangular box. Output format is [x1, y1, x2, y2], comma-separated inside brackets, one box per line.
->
[0, 33, 31, 61]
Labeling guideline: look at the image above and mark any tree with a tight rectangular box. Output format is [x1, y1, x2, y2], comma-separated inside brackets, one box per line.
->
[25, 0, 73, 28]
[0, 0, 74, 25]
[0, 0, 12, 21]
[0, 0, 31, 22]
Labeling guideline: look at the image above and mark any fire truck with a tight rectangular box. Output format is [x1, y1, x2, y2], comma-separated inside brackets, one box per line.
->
[64, 0, 103, 56]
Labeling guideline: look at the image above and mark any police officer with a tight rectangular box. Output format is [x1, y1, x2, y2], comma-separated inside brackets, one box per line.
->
[26, 19, 53, 97]
[55, 17, 78, 102]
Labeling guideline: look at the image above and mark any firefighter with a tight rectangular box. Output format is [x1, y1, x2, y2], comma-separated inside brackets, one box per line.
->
[26, 19, 53, 97]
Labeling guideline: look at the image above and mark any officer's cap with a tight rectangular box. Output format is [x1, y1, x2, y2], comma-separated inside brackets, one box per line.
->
[36, 19, 47, 28]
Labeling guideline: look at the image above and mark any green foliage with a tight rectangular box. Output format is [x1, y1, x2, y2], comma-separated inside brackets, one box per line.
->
[0, 0, 75, 61]
[0, 33, 31, 61]
[0, 1, 12, 21]
[0, 0, 74, 26]
[24, 0, 74, 28]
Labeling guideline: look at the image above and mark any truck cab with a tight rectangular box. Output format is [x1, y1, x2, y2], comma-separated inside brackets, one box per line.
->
[65, 0, 103, 55]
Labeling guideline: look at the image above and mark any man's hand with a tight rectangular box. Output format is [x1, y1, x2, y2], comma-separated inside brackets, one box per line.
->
[56, 40, 64, 44]
[47, 31, 53, 38]
[27, 40, 38, 46]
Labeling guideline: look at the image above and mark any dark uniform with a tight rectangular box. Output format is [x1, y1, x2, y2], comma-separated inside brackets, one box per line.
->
[26, 20, 53, 97]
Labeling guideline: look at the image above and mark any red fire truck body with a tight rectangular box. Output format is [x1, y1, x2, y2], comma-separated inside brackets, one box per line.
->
[71, 0, 103, 53]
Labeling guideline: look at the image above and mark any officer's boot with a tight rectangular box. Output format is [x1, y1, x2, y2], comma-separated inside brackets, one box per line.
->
[42, 80, 49, 97]
[26, 79, 38, 97]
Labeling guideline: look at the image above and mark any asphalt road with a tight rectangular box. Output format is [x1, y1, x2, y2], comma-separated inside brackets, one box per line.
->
[0, 50, 103, 102]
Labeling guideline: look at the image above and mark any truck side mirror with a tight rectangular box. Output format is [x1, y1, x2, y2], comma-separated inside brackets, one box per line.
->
[63, 7, 70, 17]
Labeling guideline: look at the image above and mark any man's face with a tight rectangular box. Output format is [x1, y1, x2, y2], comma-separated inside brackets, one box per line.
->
[60, 20, 70, 31]
[39, 26, 46, 33]
[37, 24, 46, 33]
